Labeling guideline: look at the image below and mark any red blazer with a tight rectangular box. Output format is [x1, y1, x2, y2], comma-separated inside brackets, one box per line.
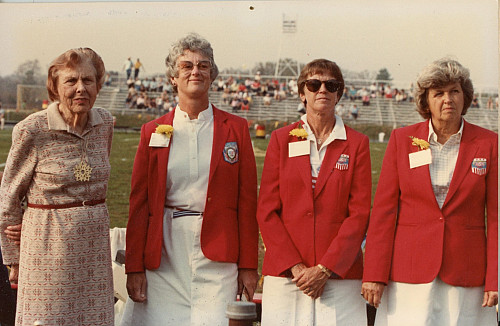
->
[125, 105, 258, 273]
[257, 121, 372, 279]
[363, 120, 498, 291]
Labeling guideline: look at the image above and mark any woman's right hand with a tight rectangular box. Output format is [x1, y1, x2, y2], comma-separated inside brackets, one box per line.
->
[9, 264, 19, 285]
[126, 272, 147, 302]
[361, 281, 385, 308]
[5, 223, 22, 245]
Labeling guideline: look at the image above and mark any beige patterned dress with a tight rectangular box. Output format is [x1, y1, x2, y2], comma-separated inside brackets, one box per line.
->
[0, 103, 114, 326]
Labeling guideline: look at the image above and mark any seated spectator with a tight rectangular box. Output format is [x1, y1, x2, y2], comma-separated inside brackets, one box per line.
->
[349, 86, 357, 101]
[336, 103, 346, 118]
[288, 78, 298, 97]
[238, 83, 247, 94]
[157, 77, 164, 93]
[136, 93, 146, 109]
[471, 96, 480, 108]
[222, 89, 231, 105]
[104, 72, 112, 87]
[134, 78, 142, 91]
[385, 85, 393, 98]
[241, 99, 250, 111]
[263, 93, 272, 106]
[143, 78, 151, 92]
[350, 104, 359, 120]
[254, 71, 261, 82]
[244, 77, 252, 90]
[231, 96, 241, 112]
[127, 77, 134, 89]
[250, 80, 261, 95]
[369, 82, 377, 96]
[486, 96, 493, 110]
[217, 77, 225, 91]
[361, 87, 370, 106]
[150, 78, 158, 93]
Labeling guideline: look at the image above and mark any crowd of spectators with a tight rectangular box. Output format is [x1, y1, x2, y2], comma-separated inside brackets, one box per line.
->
[117, 70, 499, 115]
[214, 73, 299, 111]
[125, 76, 178, 115]
[342, 82, 415, 106]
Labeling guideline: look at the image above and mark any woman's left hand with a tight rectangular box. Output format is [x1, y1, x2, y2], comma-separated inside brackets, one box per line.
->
[238, 268, 259, 301]
[482, 291, 498, 307]
[292, 266, 329, 299]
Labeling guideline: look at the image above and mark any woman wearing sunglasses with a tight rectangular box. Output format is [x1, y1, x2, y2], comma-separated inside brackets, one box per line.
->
[257, 59, 371, 325]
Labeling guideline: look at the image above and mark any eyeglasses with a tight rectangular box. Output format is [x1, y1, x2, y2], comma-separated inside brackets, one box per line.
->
[304, 79, 342, 93]
[178, 60, 211, 73]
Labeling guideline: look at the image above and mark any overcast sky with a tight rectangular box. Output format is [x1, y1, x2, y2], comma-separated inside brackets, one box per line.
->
[0, 0, 498, 90]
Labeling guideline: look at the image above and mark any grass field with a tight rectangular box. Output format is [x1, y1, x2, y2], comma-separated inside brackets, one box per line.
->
[0, 129, 387, 227]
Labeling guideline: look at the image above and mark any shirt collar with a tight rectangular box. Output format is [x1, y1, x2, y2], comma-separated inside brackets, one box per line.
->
[427, 118, 464, 143]
[300, 114, 347, 143]
[174, 102, 213, 123]
[47, 101, 103, 131]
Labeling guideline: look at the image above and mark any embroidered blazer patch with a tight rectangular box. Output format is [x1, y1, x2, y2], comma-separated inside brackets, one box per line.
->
[223, 142, 239, 164]
[471, 158, 487, 176]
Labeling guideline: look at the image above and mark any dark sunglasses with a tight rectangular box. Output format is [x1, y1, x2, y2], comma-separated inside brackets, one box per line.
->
[304, 79, 342, 93]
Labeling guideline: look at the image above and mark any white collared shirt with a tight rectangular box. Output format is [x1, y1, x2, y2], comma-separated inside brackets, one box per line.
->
[428, 119, 464, 208]
[165, 104, 214, 212]
[301, 114, 347, 178]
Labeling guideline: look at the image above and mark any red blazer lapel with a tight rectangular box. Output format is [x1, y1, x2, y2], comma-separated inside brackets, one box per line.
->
[406, 122, 437, 205]
[209, 106, 229, 184]
[314, 140, 348, 199]
[155, 111, 175, 189]
[443, 121, 478, 207]
[287, 121, 312, 191]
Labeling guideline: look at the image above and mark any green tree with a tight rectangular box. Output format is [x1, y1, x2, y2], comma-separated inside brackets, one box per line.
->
[376, 68, 392, 82]
[15, 59, 42, 85]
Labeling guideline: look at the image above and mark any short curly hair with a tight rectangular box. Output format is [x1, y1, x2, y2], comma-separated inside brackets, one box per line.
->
[46, 48, 105, 102]
[165, 33, 219, 92]
[297, 59, 344, 103]
[414, 58, 473, 119]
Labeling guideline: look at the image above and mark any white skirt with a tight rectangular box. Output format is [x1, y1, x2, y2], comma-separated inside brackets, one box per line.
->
[261, 275, 367, 326]
[119, 208, 238, 326]
[374, 277, 497, 326]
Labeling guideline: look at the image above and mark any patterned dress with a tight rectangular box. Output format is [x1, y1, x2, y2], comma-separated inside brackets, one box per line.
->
[0, 103, 114, 326]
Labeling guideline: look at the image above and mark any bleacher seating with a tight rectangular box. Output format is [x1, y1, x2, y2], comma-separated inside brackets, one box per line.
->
[94, 86, 498, 132]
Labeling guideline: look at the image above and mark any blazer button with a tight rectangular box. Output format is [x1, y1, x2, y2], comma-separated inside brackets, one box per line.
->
[439, 216, 444, 221]
[207, 197, 211, 202]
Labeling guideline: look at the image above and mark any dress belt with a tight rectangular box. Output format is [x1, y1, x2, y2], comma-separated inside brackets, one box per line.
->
[165, 205, 203, 218]
[27, 199, 106, 209]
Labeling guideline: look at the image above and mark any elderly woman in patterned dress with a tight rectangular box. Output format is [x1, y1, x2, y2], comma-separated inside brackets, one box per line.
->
[0, 48, 114, 326]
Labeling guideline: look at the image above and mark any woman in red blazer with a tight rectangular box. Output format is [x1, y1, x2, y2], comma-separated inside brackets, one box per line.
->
[120, 34, 259, 326]
[257, 59, 371, 325]
[362, 58, 498, 326]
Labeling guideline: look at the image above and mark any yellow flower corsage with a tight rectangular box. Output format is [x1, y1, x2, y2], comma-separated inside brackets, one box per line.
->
[409, 136, 430, 150]
[289, 126, 308, 140]
[155, 124, 174, 138]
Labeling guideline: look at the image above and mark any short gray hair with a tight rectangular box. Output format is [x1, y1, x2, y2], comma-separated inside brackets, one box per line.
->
[165, 33, 219, 92]
[414, 57, 474, 119]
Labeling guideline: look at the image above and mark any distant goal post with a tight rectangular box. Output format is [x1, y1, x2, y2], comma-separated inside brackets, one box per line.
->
[16, 84, 49, 111]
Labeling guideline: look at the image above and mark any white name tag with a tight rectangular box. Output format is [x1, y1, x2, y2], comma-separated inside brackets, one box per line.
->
[149, 133, 170, 147]
[409, 149, 432, 169]
[289, 140, 310, 157]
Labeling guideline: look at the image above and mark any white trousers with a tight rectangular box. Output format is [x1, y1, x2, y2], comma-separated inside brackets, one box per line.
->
[120, 209, 238, 326]
[374, 277, 497, 326]
[261, 276, 367, 326]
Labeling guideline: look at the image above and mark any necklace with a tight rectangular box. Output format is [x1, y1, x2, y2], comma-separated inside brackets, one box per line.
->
[73, 137, 92, 182]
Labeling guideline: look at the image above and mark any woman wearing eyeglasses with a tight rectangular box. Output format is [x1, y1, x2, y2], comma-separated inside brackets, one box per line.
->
[257, 59, 371, 325]
[120, 33, 259, 326]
